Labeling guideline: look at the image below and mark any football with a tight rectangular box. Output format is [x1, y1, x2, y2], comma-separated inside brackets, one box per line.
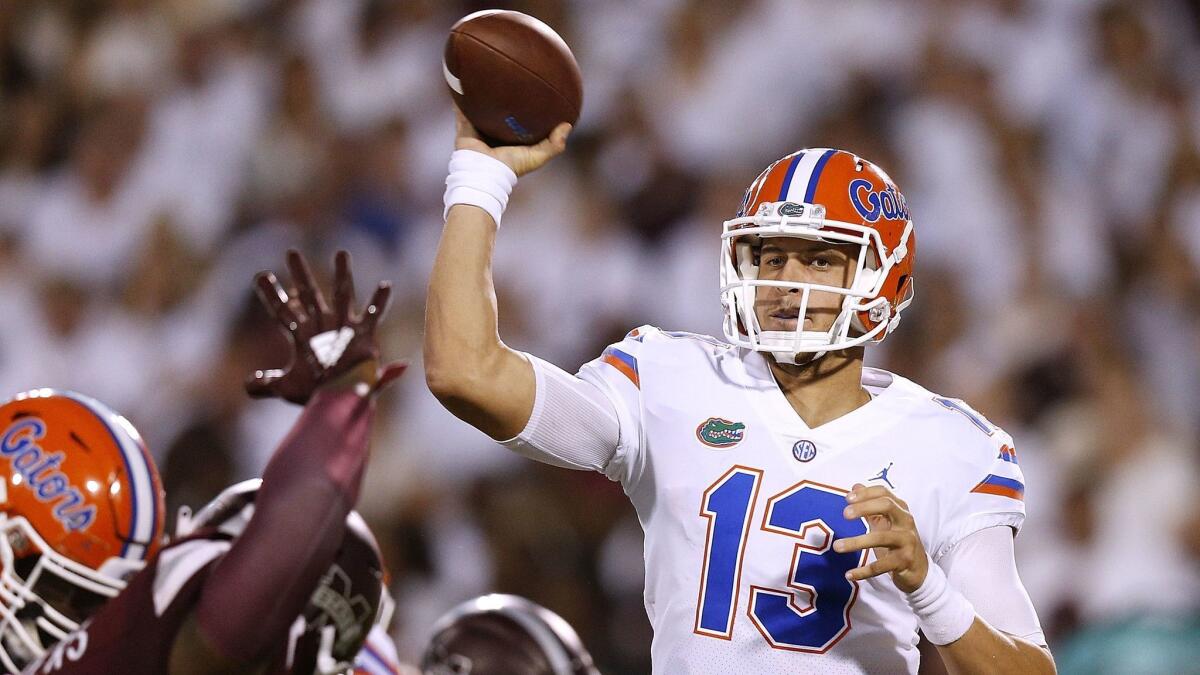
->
[443, 10, 582, 146]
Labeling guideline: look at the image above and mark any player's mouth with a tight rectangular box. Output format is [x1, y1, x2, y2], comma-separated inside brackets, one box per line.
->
[768, 308, 801, 328]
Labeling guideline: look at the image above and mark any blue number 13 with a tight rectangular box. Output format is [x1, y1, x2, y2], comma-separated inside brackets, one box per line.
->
[695, 466, 868, 652]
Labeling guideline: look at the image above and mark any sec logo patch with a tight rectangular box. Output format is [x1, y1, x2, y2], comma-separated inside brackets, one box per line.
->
[792, 440, 817, 462]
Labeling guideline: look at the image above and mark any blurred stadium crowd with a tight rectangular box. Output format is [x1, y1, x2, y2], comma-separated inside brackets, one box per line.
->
[1, 0, 1198, 671]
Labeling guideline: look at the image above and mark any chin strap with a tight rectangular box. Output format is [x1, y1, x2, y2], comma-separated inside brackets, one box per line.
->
[758, 327, 845, 365]
[759, 332, 828, 364]
[770, 350, 822, 365]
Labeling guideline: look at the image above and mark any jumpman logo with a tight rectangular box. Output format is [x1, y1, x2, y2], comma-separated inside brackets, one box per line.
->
[870, 462, 895, 489]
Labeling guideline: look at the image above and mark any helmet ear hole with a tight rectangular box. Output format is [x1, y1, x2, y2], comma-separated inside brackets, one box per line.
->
[851, 245, 882, 294]
[854, 267, 880, 294]
[895, 274, 914, 314]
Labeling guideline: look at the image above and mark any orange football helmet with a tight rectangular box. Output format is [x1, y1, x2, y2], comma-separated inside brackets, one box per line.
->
[721, 148, 916, 363]
[0, 389, 165, 671]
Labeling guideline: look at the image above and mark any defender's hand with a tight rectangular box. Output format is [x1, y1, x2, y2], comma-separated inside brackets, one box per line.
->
[834, 484, 929, 594]
[454, 107, 570, 177]
[246, 249, 406, 403]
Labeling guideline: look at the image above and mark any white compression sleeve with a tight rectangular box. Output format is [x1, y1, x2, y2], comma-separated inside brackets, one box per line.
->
[939, 526, 1047, 646]
[500, 353, 620, 472]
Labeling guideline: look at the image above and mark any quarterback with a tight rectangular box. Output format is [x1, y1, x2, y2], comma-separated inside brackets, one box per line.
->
[425, 112, 1054, 674]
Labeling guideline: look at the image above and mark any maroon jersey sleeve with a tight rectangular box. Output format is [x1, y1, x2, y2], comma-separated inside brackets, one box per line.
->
[22, 534, 231, 675]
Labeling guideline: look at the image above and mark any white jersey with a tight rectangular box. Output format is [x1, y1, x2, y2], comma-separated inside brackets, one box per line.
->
[578, 326, 1026, 674]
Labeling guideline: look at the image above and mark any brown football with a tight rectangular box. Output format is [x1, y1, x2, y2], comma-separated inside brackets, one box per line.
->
[443, 10, 582, 146]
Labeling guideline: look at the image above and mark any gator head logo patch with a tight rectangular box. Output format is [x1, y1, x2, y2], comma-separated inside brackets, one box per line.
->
[696, 418, 746, 448]
[777, 201, 806, 217]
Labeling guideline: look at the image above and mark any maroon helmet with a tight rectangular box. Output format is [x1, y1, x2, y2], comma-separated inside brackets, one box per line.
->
[179, 480, 390, 675]
[422, 594, 598, 675]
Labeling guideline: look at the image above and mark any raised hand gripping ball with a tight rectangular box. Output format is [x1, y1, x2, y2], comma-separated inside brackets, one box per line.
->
[444, 10, 582, 146]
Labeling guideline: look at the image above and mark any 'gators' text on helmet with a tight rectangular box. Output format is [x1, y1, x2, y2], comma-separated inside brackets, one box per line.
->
[0, 389, 165, 672]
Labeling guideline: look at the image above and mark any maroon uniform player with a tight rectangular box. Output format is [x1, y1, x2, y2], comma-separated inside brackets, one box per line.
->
[28, 481, 389, 675]
[22, 251, 405, 675]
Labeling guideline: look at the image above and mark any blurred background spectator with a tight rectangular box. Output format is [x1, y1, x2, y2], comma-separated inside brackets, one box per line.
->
[1, 0, 1197, 672]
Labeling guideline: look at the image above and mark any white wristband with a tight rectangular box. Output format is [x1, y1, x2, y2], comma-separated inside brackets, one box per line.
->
[905, 556, 976, 645]
[443, 149, 518, 228]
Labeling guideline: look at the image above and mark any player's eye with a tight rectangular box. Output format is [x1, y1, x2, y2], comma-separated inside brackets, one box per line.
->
[810, 257, 832, 270]
[764, 255, 786, 267]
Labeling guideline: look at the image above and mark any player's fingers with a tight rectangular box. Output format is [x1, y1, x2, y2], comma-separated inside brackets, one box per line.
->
[850, 484, 911, 512]
[500, 123, 572, 177]
[454, 106, 482, 141]
[865, 515, 893, 540]
[844, 496, 913, 525]
[845, 555, 903, 582]
[374, 360, 409, 393]
[333, 250, 357, 324]
[287, 249, 330, 327]
[254, 272, 288, 316]
[359, 282, 392, 333]
[549, 122, 571, 150]
[531, 123, 571, 160]
[833, 530, 907, 555]
[244, 369, 285, 398]
[847, 484, 893, 504]
[453, 107, 497, 155]
[255, 272, 304, 330]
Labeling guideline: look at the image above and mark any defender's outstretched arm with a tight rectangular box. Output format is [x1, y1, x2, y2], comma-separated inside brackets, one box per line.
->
[171, 251, 402, 675]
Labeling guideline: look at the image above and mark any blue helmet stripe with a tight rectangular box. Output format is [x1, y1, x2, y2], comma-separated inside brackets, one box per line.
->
[777, 152, 806, 201]
[803, 149, 837, 203]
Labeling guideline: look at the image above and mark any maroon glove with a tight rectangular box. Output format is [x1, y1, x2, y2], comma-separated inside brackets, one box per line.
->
[246, 249, 406, 403]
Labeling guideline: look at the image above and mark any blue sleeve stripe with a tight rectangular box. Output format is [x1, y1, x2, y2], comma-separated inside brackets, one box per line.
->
[980, 474, 1024, 491]
[971, 474, 1025, 501]
[603, 347, 638, 372]
[601, 347, 640, 388]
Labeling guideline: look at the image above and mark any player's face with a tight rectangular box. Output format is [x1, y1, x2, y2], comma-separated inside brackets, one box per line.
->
[753, 238, 858, 334]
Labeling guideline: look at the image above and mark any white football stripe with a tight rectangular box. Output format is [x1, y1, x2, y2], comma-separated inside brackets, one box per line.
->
[443, 59, 463, 95]
[783, 150, 826, 203]
[64, 391, 158, 558]
[111, 415, 157, 554]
